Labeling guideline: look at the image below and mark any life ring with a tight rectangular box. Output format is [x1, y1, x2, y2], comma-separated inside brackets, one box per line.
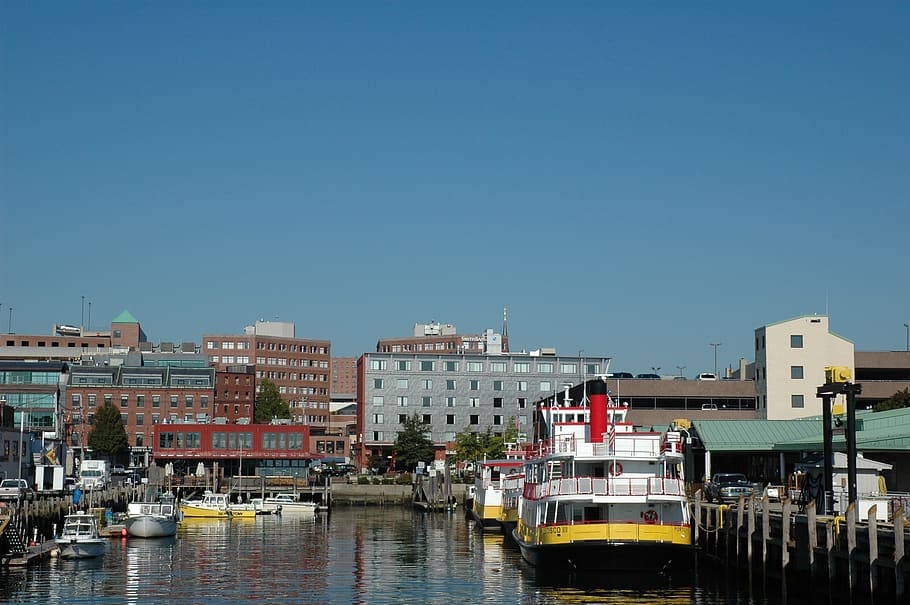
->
[609, 462, 623, 476]
[643, 509, 658, 524]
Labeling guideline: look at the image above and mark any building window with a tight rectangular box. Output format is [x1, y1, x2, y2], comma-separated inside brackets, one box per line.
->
[422, 379, 432, 389]
[422, 396, 432, 407]
[420, 360, 435, 371]
[201, 396, 208, 409]
[470, 415, 479, 425]
[446, 397, 455, 407]
[791, 366, 804, 379]
[466, 361, 483, 372]
[790, 335, 803, 348]
[104, 394, 112, 406]
[493, 380, 503, 391]
[422, 414, 431, 424]
[121, 395, 129, 408]
[513, 362, 530, 373]
[136, 395, 144, 408]
[88, 394, 96, 407]
[585, 363, 599, 375]
[185, 396, 194, 408]
[444, 361, 458, 372]
[469, 397, 479, 408]
[538, 362, 554, 373]
[446, 414, 455, 425]
[560, 363, 577, 374]
[372, 396, 384, 406]
[518, 398, 526, 409]
[470, 380, 480, 391]
[493, 398, 503, 408]
[136, 414, 144, 426]
[540, 381, 551, 392]
[446, 379, 456, 390]
[372, 414, 384, 424]
[373, 378, 384, 389]
[397, 396, 408, 407]
[517, 381, 528, 392]
[170, 396, 178, 408]
[397, 379, 408, 389]
[791, 394, 805, 408]
[370, 359, 387, 370]
[396, 360, 411, 371]
[490, 361, 506, 372]
[398, 414, 407, 424]
[493, 415, 502, 425]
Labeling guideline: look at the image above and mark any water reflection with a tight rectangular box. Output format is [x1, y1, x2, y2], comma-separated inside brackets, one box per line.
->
[0, 507, 774, 604]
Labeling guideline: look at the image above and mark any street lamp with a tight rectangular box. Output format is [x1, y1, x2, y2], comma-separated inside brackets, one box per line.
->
[709, 343, 722, 378]
[676, 365, 686, 378]
[18, 405, 27, 480]
[905, 323, 909, 352]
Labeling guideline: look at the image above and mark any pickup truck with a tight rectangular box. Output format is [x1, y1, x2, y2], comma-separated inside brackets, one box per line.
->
[704, 473, 754, 503]
[0, 478, 35, 503]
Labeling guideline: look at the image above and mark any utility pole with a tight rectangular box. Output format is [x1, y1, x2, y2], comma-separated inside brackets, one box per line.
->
[709, 343, 722, 377]
[676, 365, 686, 378]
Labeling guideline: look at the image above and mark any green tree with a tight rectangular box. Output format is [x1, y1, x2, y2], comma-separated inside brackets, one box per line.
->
[393, 413, 435, 472]
[87, 402, 129, 459]
[254, 378, 291, 423]
[873, 388, 910, 412]
[454, 418, 519, 463]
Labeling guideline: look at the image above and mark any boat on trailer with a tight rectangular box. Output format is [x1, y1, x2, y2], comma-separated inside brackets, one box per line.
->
[512, 378, 695, 574]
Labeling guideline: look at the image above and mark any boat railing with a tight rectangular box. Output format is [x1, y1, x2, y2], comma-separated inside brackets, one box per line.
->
[525, 476, 686, 499]
[530, 435, 665, 459]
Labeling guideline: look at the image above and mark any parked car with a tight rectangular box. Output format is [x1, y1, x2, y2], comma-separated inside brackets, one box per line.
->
[608, 372, 634, 379]
[696, 372, 718, 381]
[0, 478, 34, 502]
[704, 473, 754, 503]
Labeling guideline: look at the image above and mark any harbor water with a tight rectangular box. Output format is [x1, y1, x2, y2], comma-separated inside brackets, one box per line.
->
[0, 507, 783, 604]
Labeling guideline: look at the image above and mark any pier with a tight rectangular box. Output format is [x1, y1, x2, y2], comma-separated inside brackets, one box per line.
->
[695, 493, 910, 602]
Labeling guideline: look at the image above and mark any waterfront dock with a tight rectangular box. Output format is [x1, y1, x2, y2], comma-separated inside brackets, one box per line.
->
[696, 494, 910, 602]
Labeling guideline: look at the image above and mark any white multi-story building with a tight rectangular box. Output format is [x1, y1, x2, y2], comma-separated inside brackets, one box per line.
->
[355, 351, 610, 466]
[754, 315, 854, 420]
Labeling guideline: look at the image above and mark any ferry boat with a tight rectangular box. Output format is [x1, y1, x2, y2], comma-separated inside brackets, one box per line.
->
[512, 379, 695, 574]
[469, 443, 526, 532]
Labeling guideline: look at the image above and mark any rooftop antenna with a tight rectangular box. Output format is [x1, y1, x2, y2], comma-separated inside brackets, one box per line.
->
[502, 306, 509, 352]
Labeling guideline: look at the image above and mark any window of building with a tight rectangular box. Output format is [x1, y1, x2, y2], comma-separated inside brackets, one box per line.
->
[397, 379, 408, 389]
[466, 361, 483, 372]
[185, 396, 194, 408]
[469, 397, 479, 408]
[791, 394, 805, 408]
[136, 394, 144, 408]
[446, 379, 456, 390]
[201, 395, 208, 409]
[396, 360, 411, 371]
[420, 360, 435, 371]
[398, 414, 408, 424]
[444, 361, 458, 372]
[373, 378, 384, 389]
[372, 396, 384, 406]
[560, 363, 578, 374]
[538, 362, 554, 373]
[790, 335, 803, 348]
[170, 396, 178, 408]
[397, 396, 408, 407]
[493, 397, 503, 408]
[372, 414, 384, 424]
[513, 361, 530, 373]
[585, 363, 599, 375]
[446, 414, 455, 425]
[136, 414, 144, 426]
[490, 361, 506, 372]
[517, 381, 528, 391]
[422, 414, 431, 424]
[422, 396, 432, 407]
[518, 398, 526, 409]
[88, 394, 96, 407]
[104, 394, 112, 405]
[370, 359, 387, 370]
[422, 379, 432, 389]
[470, 379, 480, 391]
[120, 394, 129, 408]
[791, 366, 804, 379]
[539, 381, 551, 392]
[493, 380, 503, 391]
[470, 415, 479, 425]
[446, 397, 455, 407]
[372, 431, 383, 441]
[493, 415, 502, 425]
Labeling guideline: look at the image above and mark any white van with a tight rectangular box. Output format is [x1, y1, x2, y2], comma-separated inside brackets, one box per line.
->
[696, 372, 717, 381]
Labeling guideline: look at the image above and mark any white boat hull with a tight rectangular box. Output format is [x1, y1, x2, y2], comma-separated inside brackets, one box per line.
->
[55, 538, 106, 559]
[125, 515, 178, 538]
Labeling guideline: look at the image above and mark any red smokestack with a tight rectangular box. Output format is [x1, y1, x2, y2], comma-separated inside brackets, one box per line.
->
[589, 379, 607, 442]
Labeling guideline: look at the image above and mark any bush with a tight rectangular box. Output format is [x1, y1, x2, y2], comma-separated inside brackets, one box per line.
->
[357, 475, 370, 485]
[395, 473, 412, 485]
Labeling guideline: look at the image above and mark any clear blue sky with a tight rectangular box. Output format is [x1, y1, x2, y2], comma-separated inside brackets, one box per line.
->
[2, 2, 908, 376]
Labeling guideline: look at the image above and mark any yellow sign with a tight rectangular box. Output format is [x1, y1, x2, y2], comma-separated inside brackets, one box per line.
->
[825, 366, 852, 383]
